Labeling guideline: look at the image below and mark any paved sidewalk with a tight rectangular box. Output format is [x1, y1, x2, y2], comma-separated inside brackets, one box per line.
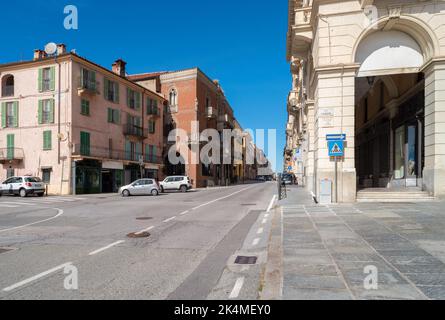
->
[268, 186, 445, 300]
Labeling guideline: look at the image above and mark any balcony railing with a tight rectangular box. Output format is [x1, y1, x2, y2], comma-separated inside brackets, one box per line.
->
[1, 85, 14, 97]
[78, 77, 99, 95]
[147, 106, 160, 117]
[72, 145, 163, 164]
[0, 148, 24, 162]
[123, 123, 148, 139]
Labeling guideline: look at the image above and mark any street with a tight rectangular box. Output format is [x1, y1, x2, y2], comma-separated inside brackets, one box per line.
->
[0, 182, 277, 300]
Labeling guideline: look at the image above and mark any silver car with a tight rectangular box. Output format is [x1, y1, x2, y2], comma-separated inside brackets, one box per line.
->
[0, 176, 46, 198]
[119, 179, 160, 197]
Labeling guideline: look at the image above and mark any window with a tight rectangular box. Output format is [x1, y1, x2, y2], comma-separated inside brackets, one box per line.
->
[6, 134, 14, 160]
[148, 120, 156, 134]
[2, 75, 14, 97]
[107, 108, 120, 124]
[104, 79, 119, 103]
[1, 102, 18, 128]
[6, 169, 14, 179]
[127, 88, 141, 110]
[80, 131, 91, 156]
[145, 145, 157, 162]
[81, 68, 96, 91]
[39, 67, 55, 92]
[169, 89, 177, 106]
[147, 98, 159, 115]
[43, 131, 52, 150]
[39, 99, 55, 124]
[42, 169, 52, 184]
[81, 99, 90, 116]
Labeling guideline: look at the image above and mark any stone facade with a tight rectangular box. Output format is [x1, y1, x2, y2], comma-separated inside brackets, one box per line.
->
[286, 0, 445, 201]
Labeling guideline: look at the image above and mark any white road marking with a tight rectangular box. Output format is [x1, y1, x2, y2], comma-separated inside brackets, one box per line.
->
[191, 186, 256, 211]
[264, 214, 270, 218]
[267, 195, 277, 212]
[3, 262, 73, 292]
[262, 219, 268, 224]
[257, 227, 264, 235]
[163, 216, 177, 223]
[89, 240, 125, 256]
[229, 277, 245, 299]
[252, 238, 260, 246]
[179, 210, 189, 216]
[0, 208, 64, 233]
[1, 201, 35, 206]
[135, 226, 154, 235]
[0, 204, 19, 208]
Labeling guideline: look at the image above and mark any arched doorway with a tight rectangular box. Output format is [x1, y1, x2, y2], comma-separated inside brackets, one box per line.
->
[353, 23, 433, 190]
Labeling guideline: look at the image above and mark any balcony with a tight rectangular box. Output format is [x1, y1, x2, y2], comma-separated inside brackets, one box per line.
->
[206, 107, 217, 119]
[123, 123, 148, 139]
[0, 148, 24, 163]
[169, 104, 178, 114]
[72, 145, 163, 164]
[77, 77, 99, 96]
[1, 85, 14, 97]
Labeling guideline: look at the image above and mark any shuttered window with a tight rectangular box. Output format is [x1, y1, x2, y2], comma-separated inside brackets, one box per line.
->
[148, 120, 156, 134]
[127, 88, 141, 110]
[6, 134, 14, 160]
[1, 101, 18, 128]
[38, 99, 55, 124]
[81, 99, 90, 116]
[107, 108, 120, 124]
[104, 79, 119, 103]
[43, 131, 52, 150]
[80, 131, 91, 156]
[38, 67, 55, 92]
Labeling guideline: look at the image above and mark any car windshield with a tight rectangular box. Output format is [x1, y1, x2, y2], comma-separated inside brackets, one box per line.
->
[25, 177, 42, 183]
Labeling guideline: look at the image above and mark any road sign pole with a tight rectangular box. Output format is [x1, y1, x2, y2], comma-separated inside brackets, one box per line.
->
[334, 156, 338, 203]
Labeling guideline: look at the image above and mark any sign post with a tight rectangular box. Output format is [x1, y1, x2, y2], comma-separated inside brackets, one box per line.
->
[327, 134, 346, 203]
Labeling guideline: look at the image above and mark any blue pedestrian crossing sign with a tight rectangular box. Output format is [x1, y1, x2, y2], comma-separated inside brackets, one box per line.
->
[328, 140, 344, 157]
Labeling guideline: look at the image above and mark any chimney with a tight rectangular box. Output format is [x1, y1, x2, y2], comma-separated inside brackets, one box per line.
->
[57, 44, 67, 55]
[112, 59, 127, 77]
[33, 49, 47, 61]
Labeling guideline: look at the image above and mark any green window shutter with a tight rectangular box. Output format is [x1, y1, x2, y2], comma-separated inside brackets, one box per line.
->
[114, 83, 120, 103]
[7, 134, 14, 160]
[107, 108, 113, 123]
[135, 92, 141, 110]
[38, 100, 43, 124]
[49, 99, 55, 123]
[145, 144, 150, 162]
[50, 66, 56, 91]
[43, 131, 52, 150]
[13, 102, 19, 127]
[115, 110, 121, 124]
[80, 132, 90, 156]
[38, 68, 43, 92]
[136, 143, 142, 160]
[91, 71, 96, 91]
[1, 103, 6, 128]
[104, 79, 109, 100]
[152, 146, 157, 162]
[125, 139, 132, 160]
[80, 68, 85, 88]
[127, 88, 131, 107]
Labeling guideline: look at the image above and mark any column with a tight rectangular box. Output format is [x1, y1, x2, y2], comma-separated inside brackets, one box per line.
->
[423, 61, 445, 197]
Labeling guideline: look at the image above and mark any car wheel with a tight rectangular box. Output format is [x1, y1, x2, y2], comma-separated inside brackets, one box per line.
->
[19, 188, 27, 198]
[151, 189, 159, 197]
[122, 190, 131, 197]
[38, 193, 45, 197]
[160, 186, 164, 193]
[180, 185, 187, 193]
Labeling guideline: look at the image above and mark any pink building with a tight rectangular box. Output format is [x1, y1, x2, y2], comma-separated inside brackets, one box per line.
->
[0, 45, 165, 195]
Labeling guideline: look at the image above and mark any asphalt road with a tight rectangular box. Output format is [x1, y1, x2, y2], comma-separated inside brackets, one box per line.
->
[0, 182, 277, 300]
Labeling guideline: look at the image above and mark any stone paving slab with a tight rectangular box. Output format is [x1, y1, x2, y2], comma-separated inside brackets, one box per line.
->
[275, 186, 445, 300]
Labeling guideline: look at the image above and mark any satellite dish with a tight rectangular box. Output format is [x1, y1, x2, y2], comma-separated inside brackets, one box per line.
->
[44, 42, 58, 55]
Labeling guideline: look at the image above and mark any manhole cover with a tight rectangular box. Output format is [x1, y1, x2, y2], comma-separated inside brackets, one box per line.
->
[127, 232, 151, 239]
[0, 247, 15, 254]
[235, 256, 258, 265]
[136, 217, 153, 221]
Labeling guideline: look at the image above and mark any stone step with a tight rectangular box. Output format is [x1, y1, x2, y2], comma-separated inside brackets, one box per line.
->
[357, 190, 435, 202]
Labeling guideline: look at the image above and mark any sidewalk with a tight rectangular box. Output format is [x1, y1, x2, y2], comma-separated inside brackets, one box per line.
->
[262, 186, 445, 300]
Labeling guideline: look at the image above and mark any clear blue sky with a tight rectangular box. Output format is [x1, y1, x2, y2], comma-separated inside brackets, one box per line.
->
[1, 0, 290, 171]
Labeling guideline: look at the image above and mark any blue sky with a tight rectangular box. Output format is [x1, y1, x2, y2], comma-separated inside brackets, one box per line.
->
[1, 0, 290, 171]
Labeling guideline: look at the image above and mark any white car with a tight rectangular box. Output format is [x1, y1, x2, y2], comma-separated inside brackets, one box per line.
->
[0, 176, 46, 198]
[119, 179, 160, 197]
[160, 176, 193, 193]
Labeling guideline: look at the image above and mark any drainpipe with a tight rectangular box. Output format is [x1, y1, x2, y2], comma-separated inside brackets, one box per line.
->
[55, 55, 62, 165]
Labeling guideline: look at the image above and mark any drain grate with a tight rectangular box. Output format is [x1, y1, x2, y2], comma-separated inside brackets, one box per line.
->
[136, 217, 153, 221]
[235, 256, 258, 265]
[127, 232, 151, 239]
[0, 247, 15, 254]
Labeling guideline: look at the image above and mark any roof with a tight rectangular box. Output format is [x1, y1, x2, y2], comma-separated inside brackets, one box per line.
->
[127, 71, 170, 81]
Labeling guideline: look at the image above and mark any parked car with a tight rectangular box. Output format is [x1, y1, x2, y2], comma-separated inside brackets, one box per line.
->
[160, 176, 193, 193]
[281, 174, 293, 185]
[119, 179, 160, 197]
[0, 176, 46, 198]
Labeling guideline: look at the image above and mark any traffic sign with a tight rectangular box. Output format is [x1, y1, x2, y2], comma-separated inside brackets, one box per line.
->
[328, 140, 344, 157]
[326, 134, 346, 141]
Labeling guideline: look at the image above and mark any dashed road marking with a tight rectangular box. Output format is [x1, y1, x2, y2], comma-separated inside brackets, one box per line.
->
[89, 240, 125, 256]
[179, 210, 189, 216]
[252, 238, 260, 246]
[267, 195, 277, 212]
[257, 227, 264, 235]
[135, 226, 155, 235]
[0, 208, 64, 233]
[163, 216, 177, 223]
[229, 277, 245, 299]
